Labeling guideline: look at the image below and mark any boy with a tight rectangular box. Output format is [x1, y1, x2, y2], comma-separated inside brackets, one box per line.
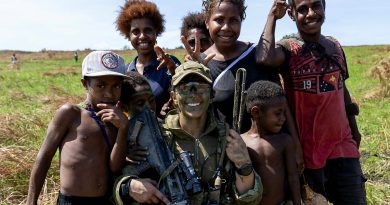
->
[242, 80, 300, 205]
[180, 12, 213, 54]
[27, 51, 129, 205]
[121, 71, 157, 117]
[256, 0, 366, 204]
[120, 71, 156, 164]
[113, 61, 262, 205]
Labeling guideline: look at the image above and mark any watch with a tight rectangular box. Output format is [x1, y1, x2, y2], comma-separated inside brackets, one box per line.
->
[120, 178, 132, 198]
[235, 163, 253, 176]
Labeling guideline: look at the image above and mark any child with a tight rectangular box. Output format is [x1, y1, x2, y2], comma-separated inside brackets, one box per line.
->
[27, 51, 129, 205]
[242, 80, 301, 205]
[183, 0, 280, 133]
[257, 0, 366, 204]
[181, 12, 213, 53]
[121, 71, 157, 117]
[116, 0, 181, 116]
[121, 71, 156, 164]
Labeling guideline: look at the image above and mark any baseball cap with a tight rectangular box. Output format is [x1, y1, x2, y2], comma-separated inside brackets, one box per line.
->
[172, 61, 212, 86]
[82, 51, 127, 79]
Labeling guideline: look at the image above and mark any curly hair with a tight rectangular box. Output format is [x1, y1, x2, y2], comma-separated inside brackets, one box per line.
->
[246, 80, 285, 113]
[180, 12, 209, 38]
[202, 0, 246, 21]
[116, 0, 165, 40]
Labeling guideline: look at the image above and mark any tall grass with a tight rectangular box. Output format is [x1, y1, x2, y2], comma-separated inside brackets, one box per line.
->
[0, 47, 389, 204]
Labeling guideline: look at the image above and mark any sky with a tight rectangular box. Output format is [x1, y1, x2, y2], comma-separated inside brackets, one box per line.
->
[1, 0, 389, 52]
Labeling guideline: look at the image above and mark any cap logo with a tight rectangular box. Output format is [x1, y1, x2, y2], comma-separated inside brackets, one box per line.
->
[101, 52, 119, 69]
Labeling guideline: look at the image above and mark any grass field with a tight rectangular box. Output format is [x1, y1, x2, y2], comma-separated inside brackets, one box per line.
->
[0, 46, 389, 204]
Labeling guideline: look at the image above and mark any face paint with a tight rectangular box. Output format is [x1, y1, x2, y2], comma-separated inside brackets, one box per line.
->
[175, 82, 211, 96]
[174, 82, 211, 119]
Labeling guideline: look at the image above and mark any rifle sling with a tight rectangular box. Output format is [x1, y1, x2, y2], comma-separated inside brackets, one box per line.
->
[157, 159, 181, 187]
[129, 120, 143, 145]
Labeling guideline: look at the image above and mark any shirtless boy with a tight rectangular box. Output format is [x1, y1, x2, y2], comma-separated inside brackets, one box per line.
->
[27, 51, 129, 205]
[242, 80, 301, 205]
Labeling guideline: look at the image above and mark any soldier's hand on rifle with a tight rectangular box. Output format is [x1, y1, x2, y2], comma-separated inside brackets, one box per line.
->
[126, 144, 148, 164]
[129, 178, 171, 204]
[225, 129, 252, 167]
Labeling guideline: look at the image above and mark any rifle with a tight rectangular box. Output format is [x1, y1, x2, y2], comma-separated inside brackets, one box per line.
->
[127, 106, 201, 205]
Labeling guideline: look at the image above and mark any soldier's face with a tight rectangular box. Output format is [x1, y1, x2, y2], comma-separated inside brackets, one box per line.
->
[173, 81, 211, 119]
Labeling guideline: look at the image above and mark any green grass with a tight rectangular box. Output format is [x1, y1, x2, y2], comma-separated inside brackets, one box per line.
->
[0, 47, 389, 204]
[343, 45, 390, 205]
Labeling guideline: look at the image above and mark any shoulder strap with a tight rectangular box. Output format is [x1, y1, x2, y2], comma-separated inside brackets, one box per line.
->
[212, 44, 255, 88]
[87, 106, 112, 150]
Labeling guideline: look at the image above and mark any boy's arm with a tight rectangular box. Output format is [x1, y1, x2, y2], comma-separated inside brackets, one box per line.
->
[285, 104, 304, 173]
[96, 103, 129, 173]
[285, 135, 302, 205]
[344, 85, 361, 148]
[27, 104, 74, 205]
[256, 0, 287, 68]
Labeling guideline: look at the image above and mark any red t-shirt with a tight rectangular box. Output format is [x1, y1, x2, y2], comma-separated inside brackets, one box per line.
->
[278, 36, 360, 169]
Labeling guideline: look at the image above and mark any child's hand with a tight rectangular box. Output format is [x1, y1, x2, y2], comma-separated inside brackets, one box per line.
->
[181, 31, 215, 65]
[159, 98, 173, 118]
[225, 129, 252, 167]
[271, 0, 288, 19]
[126, 144, 149, 164]
[96, 103, 128, 129]
[154, 44, 177, 74]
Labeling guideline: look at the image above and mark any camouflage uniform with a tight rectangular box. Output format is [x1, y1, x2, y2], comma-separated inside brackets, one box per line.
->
[113, 109, 262, 205]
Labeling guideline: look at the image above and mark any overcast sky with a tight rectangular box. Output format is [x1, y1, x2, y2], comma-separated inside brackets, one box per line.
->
[1, 0, 389, 51]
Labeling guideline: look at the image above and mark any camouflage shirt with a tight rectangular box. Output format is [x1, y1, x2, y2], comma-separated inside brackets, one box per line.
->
[113, 109, 262, 205]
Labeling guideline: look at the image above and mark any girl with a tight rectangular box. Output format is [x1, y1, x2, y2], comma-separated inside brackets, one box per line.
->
[116, 0, 180, 116]
[183, 0, 304, 172]
[184, 0, 280, 133]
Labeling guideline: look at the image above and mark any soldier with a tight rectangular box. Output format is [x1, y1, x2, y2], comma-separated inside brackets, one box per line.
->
[113, 61, 262, 205]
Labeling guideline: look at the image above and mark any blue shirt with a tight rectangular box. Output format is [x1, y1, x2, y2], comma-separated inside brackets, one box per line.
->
[127, 55, 181, 114]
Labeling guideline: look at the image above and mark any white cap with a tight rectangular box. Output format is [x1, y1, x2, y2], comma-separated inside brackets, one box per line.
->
[82, 51, 127, 79]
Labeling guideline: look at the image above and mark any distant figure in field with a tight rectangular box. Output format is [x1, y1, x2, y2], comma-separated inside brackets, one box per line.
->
[11, 53, 17, 64]
[27, 51, 129, 205]
[242, 80, 301, 205]
[74, 51, 79, 62]
[9, 52, 20, 70]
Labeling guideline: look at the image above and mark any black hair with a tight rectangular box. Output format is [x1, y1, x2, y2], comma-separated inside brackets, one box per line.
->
[246, 80, 285, 113]
[202, 0, 246, 21]
[120, 71, 150, 103]
[288, 0, 326, 11]
[180, 12, 209, 38]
